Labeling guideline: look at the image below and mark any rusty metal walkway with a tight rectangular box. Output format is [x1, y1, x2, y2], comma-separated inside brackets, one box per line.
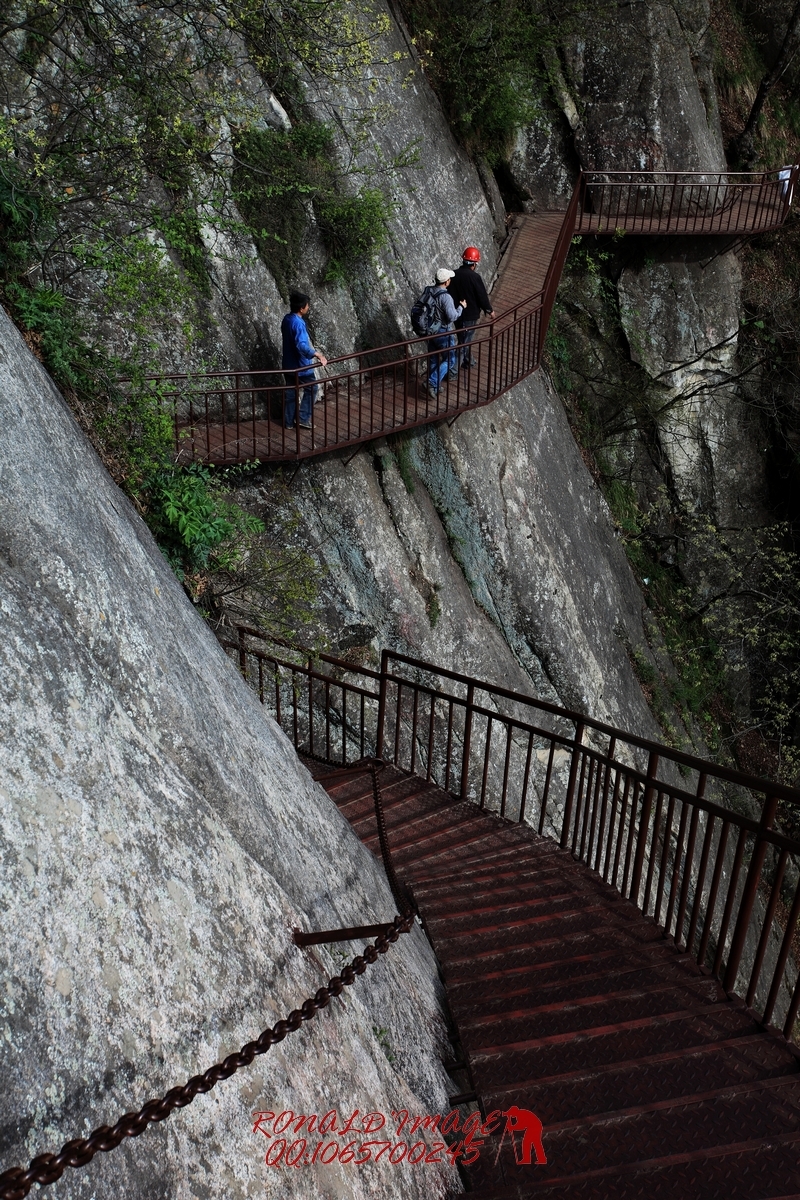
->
[226, 629, 800, 1200]
[163, 165, 798, 466]
[314, 760, 800, 1199]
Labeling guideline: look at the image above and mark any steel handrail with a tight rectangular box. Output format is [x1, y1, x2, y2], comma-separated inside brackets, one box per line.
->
[129, 292, 546, 388]
[231, 626, 800, 1043]
[145, 163, 797, 464]
[582, 169, 782, 178]
[377, 647, 800, 802]
[229, 629, 800, 803]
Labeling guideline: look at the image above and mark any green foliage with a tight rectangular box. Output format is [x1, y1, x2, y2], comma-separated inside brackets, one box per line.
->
[427, 585, 442, 628]
[372, 1025, 396, 1065]
[605, 480, 642, 537]
[204, 472, 322, 638]
[710, 0, 800, 166]
[145, 463, 264, 576]
[317, 188, 390, 283]
[0, 0, 402, 339]
[234, 122, 390, 293]
[544, 323, 572, 392]
[402, 0, 545, 161]
[691, 521, 800, 782]
[233, 123, 330, 296]
[0, 174, 282, 611]
[0, 0, 387, 644]
[400, 0, 599, 163]
[5, 281, 110, 391]
[153, 206, 211, 295]
[389, 434, 416, 494]
[612, 497, 728, 747]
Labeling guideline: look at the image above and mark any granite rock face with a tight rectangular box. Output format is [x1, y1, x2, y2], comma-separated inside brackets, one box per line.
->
[561, 0, 724, 174]
[0, 306, 457, 1200]
[242, 370, 665, 743]
[616, 248, 767, 521]
[300, 5, 499, 354]
[504, 0, 765, 531]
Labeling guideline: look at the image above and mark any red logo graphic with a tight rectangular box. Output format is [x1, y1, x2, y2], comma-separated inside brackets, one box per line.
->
[499, 1106, 547, 1166]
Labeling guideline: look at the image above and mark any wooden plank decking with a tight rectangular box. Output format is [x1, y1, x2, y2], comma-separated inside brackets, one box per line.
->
[177, 212, 565, 465]
[492, 213, 565, 316]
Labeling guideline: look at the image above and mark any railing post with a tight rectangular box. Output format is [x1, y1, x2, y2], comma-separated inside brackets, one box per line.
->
[459, 682, 475, 800]
[561, 721, 585, 849]
[375, 649, 389, 761]
[486, 321, 495, 400]
[307, 654, 314, 756]
[295, 370, 301, 458]
[722, 793, 779, 995]
[629, 751, 659, 904]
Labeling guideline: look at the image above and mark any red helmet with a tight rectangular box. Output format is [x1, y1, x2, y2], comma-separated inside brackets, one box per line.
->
[462, 246, 481, 263]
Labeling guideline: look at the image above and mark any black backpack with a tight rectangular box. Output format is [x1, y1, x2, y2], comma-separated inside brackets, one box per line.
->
[410, 285, 443, 336]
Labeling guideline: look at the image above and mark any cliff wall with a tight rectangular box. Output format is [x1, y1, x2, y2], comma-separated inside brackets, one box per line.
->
[0, 306, 457, 1199]
[1, 2, 782, 1190]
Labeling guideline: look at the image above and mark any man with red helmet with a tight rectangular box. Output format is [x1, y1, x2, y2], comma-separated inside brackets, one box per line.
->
[451, 246, 495, 368]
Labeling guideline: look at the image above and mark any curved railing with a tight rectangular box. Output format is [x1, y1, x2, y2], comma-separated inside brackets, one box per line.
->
[156, 164, 797, 465]
[163, 284, 548, 465]
[228, 626, 800, 1043]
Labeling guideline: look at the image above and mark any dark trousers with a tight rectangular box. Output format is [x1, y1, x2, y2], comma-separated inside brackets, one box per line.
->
[283, 373, 317, 426]
[456, 322, 479, 364]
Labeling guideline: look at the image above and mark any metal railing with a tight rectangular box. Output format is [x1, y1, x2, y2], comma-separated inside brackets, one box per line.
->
[151, 164, 797, 465]
[228, 626, 800, 1043]
[162, 286, 546, 465]
[576, 166, 799, 236]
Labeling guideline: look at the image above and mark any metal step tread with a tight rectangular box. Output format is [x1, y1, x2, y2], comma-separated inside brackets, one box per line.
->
[315, 763, 800, 1199]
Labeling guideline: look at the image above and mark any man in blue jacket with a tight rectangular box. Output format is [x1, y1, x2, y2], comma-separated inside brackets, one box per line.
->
[281, 292, 328, 428]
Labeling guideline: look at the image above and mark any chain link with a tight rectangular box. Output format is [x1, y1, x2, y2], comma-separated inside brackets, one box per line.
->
[0, 761, 414, 1198]
[0, 914, 413, 1199]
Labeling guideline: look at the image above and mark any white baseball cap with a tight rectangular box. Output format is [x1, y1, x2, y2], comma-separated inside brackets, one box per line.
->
[436, 268, 455, 283]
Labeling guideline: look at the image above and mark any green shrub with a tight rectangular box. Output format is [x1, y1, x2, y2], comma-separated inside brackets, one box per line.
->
[317, 188, 390, 282]
[145, 463, 265, 577]
[233, 123, 330, 296]
[400, 0, 600, 163]
[234, 122, 390, 291]
[5, 282, 108, 392]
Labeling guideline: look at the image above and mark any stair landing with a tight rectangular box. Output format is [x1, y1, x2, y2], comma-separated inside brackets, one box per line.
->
[310, 761, 800, 1200]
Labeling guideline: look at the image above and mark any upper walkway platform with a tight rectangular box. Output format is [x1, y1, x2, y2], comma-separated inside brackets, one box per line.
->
[163, 166, 797, 466]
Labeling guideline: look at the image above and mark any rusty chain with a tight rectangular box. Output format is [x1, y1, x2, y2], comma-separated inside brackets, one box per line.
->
[1, 760, 415, 1198]
[0, 914, 413, 1199]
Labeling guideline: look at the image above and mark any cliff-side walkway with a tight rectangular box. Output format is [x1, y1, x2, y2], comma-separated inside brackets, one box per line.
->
[313, 761, 800, 1199]
[228, 629, 800, 1200]
[165, 166, 797, 465]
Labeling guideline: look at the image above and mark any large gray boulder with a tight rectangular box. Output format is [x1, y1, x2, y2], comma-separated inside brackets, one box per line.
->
[0, 306, 457, 1199]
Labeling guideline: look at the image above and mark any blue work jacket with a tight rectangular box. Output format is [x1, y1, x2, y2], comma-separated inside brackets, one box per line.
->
[281, 312, 317, 379]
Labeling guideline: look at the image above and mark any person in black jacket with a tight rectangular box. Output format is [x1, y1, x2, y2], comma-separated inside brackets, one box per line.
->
[451, 246, 495, 368]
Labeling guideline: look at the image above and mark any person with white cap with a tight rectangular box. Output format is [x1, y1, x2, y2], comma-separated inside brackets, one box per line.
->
[426, 267, 466, 398]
